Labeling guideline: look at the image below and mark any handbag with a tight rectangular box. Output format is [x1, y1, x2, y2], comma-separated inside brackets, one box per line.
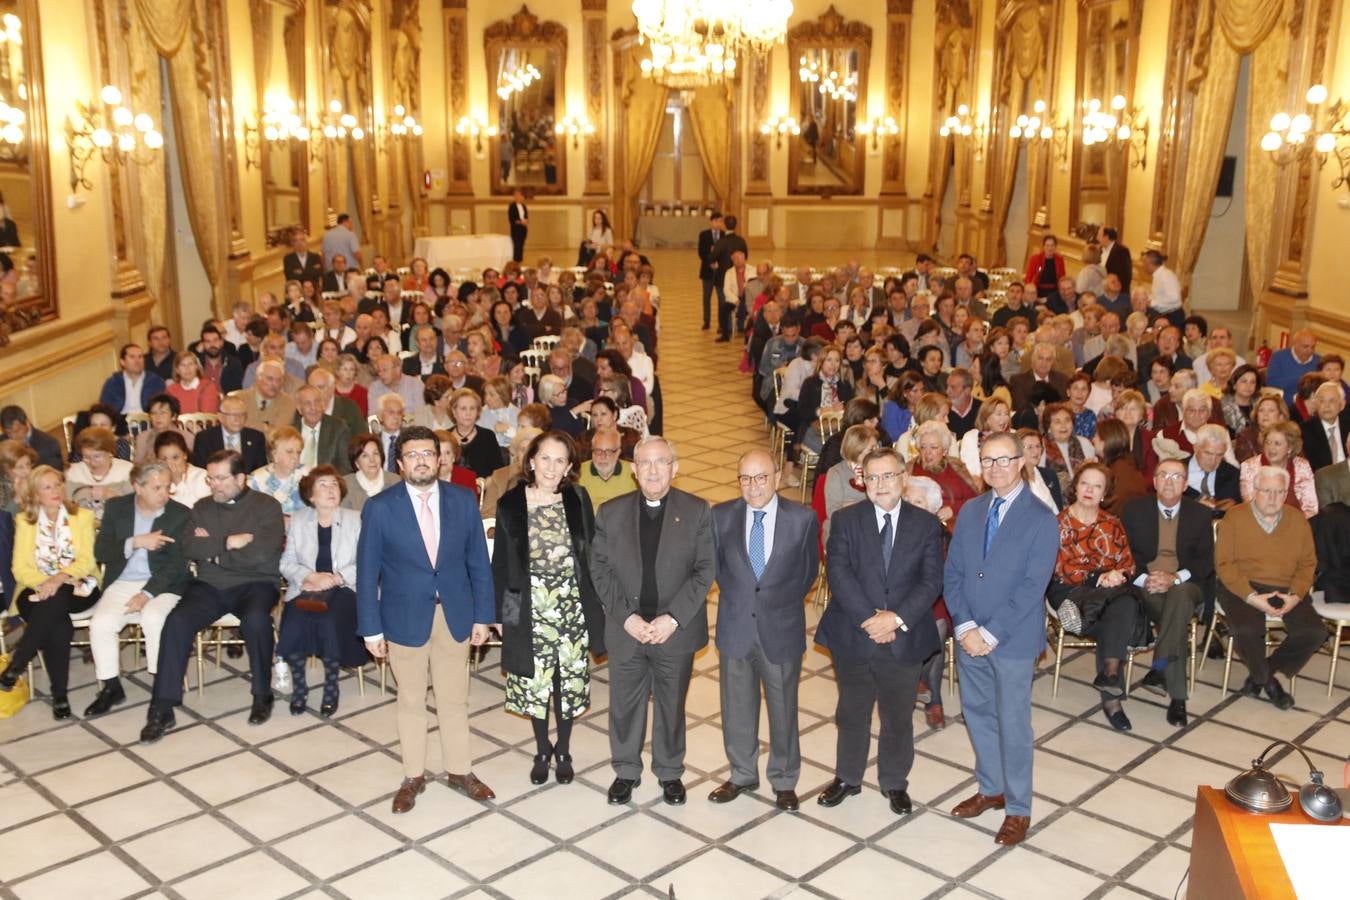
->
[0, 653, 30, 719]
[293, 590, 333, 614]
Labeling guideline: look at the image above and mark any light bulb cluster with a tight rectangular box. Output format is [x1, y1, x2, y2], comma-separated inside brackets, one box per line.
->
[1261, 84, 1338, 155]
[261, 94, 309, 143]
[321, 99, 364, 141]
[554, 115, 595, 148]
[819, 69, 857, 103]
[91, 85, 163, 153]
[940, 104, 977, 138]
[1010, 99, 1052, 141]
[0, 99, 23, 146]
[455, 114, 497, 157]
[634, 1, 793, 89]
[1081, 94, 1131, 146]
[388, 104, 424, 138]
[497, 64, 541, 101]
[759, 115, 800, 149]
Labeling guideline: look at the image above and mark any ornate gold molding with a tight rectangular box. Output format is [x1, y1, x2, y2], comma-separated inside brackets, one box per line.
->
[881, 9, 911, 196]
[1150, 0, 1199, 246]
[484, 6, 569, 196]
[924, 0, 980, 252]
[786, 6, 872, 197]
[484, 5, 566, 47]
[746, 51, 771, 195]
[582, 1, 609, 195]
[443, 0, 471, 194]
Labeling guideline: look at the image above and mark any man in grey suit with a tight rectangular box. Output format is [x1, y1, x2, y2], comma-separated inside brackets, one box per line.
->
[591, 436, 715, 806]
[944, 433, 1059, 846]
[709, 449, 819, 811]
[815, 448, 944, 816]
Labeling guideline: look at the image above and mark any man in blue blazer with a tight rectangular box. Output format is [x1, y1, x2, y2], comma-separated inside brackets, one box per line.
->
[709, 449, 819, 811]
[815, 448, 944, 816]
[98, 344, 166, 415]
[357, 426, 496, 815]
[944, 432, 1059, 846]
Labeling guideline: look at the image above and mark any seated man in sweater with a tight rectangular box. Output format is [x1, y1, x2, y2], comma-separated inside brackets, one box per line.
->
[1214, 465, 1322, 710]
[140, 450, 286, 742]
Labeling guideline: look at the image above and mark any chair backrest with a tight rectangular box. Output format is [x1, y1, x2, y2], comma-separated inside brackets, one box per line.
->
[532, 335, 562, 352]
[522, 365, 541, 387]
[125, 413, 152, 437]
[178, 413, 219, 434]
[482, 516, 495, 557]
[519, 349, 550, 369]
[475, 477, 487, 509]
[820, 409, 845, 439]
[61, 414, 78, 456]
[773, 366, 788, 403]
[367, 414, 380, 433]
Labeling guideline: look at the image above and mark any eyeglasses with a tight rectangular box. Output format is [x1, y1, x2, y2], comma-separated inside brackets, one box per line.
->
[592, 447, 620, 456]
[401, 449, 437, 461]
[635, 458, 673, 470]
[737, 473, 772, 486]
[1156, 472, 1186, 482]
[862, 471, 901, 484]
[205, 474, 236, 484]
[979, 454, 1023, 469]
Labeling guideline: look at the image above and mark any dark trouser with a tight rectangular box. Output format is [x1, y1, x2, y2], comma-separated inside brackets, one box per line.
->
[152, 579, 278, 707]
[510, 225, 527, 262]
[1219, 582, 1326, 685]
[608, 644, 695, 781]
[1142, 583, 1202, 699]
[716, 285, 733, 337]
[701, 276, 717, 328]
[1150, 307, 1186, 329]
[1082, 594, 1140, 698]
[832, 653, 920, 791]
[719, 635, 802, 791]
[921, 617, 950, 708]
[8, 585, 100, 697]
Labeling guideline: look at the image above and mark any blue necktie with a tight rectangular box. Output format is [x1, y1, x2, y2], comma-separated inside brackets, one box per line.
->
[881, 512, 893, 573]
[749, 510, 766, 581]
[984, 496, 1006, 558]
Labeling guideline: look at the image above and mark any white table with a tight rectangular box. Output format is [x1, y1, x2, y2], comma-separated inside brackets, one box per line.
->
[413, 234, 515, 272]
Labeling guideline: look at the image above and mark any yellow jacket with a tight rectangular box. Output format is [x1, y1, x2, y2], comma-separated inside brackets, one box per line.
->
[11, 506, 101, 600]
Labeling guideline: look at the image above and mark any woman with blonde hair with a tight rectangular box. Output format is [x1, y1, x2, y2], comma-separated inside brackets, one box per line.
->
[166, 351, 221, 414]
[1111, 389, 1157, 478]
[1238, 420, 1318, 518]
[248, 426, 308, 515]
[820, 424, 881, 544]
[0, 438, 38, 513]
[958, 396, 1013, 485]
[909, 420, 978, 528]
[478, 376, 520, 449]
[0, 466, 101, 717]
[1234, 392, 1286, 463]
[896, 391, 953, 462]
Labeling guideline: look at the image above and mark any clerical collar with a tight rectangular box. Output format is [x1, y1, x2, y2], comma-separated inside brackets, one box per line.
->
[643, 496, 665, 508]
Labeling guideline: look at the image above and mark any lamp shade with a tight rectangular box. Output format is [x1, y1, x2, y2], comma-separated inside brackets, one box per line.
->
[1225, 764, 1292, 814]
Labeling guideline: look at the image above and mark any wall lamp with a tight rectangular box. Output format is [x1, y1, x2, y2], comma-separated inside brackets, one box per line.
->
[64, 85, 163, 194]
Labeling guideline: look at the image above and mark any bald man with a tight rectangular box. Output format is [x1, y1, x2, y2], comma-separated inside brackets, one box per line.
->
[707, 450, 819, 811]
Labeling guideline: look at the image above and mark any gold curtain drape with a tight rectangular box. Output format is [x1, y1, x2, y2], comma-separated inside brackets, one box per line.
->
[130, 0, 193, 57]
[128, 24, 167, 303]
[990, 74, 1033, 266]
[1174, 39, 1240, 282]
[1213, 0, 1285, 52]
[686, 84, 733, 212]
[614, 46, 668, 241]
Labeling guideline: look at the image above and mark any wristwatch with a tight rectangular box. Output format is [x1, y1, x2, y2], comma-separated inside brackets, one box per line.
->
[1173, 576, 1182, 586]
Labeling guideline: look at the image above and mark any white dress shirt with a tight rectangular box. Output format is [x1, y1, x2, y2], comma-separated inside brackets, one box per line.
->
[123, 373, 145, 414]
[872, 500, 903, 552]
[1150, 265, 1182, 313]
[745, 494, 779, 564]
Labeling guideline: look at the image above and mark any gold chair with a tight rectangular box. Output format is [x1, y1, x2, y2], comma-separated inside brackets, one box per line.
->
[532, 335, 562, 352]
[1045, 601, 1155, 698]
[1199, 601, 1297, 698]
[1310, 591, 1350, 696]
[178, 413, 219, 434]
[800, 409, 844, 503]
[195, 614, 247, 698]
[124, 413, 152, 438]
[61, 414, 78, 457]
[769, 366, 791, 470]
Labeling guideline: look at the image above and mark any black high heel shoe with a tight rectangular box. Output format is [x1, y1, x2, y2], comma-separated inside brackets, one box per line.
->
[555, 753, 574, 784]
[319, 692, 338, 719]
[530, 746, 553, 785]
[289, 694, 308, 716]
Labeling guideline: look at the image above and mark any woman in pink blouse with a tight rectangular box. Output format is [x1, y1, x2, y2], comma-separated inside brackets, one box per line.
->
[1238, 420, 1318, 519]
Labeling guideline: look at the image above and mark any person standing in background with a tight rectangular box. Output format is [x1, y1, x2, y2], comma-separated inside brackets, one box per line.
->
[696, 212, 725, 332]
[508, 189, 529, 263]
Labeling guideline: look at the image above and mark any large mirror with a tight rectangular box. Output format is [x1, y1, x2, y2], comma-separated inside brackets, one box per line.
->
[485, 7, 566, 196]
[254, 0, 308, 244]
[1070, 0, 1141, 233]
[787, 7, 869, 196]
[0, 0, 55, 337]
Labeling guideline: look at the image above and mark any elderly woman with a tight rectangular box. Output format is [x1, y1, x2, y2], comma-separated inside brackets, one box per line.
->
[278, 465, 365, 718]
[1221, 364, 1263, 436]
[819, 425, 880, 547]
[0, 466, 101, 718]
[595, 373, 649, 436]
[896, 391, 953, 463]
[478, 376, 520, 449]
[904, 474, 952, 729]
[538, 374, 585, 439]
[492, 431, 605, 785]
[154, 431, 210, 508]
[1066, 372, 1097, 439]
[574, 395, 640, 462]
[0, 438, 37, 513]
[445, 387, 505, 477]
[67, 405, 134, 463]
[1050, 463, 1143, 732]
[1239, 420, 1318, 519]
[414, 374, 456, 431]
[341, 432, 400, 511]
[909, 420, 979, 528]
[1096, 419, 1150, 516]
[1144, 355, 1176, 407]
[334, 353, 369, 415]
[249, 426, 307, 515]
[166, 351, 220, 414]
[66, 427, 134, 522]
[958, 396, 1013, 485]
[134, 394, 195, 465]
[1200, 347, 1238, 399]
[1042, 401, 1099, 497]
[1234, 393, 1287, 463]
[1016, 427, 1063, 511]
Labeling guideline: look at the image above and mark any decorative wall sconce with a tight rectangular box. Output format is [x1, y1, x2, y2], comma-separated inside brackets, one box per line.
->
[554, 115, 595, 149]
[64, 85, 163, 194]
[455, 114, 497, 158]
[1010, 100, 1069, 165]
[320, 99, 365, 141]
[857, 116, 898, 153]
[241, 94, 310, 170]
[1262, 84, 1350, 193]
[1081, 94, 1150, 170]
[759, 115, 800, 150]
[939, 104, 986, 160]
[383, 104, 424, 141]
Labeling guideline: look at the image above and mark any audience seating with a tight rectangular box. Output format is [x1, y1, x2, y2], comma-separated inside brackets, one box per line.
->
[1310, 591, 1350, 696]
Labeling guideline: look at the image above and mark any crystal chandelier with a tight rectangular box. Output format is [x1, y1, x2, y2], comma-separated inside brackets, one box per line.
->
[633, 1, 794, 88]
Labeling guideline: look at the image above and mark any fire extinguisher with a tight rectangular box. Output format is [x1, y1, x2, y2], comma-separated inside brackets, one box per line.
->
[1256, 340, 1271, 369]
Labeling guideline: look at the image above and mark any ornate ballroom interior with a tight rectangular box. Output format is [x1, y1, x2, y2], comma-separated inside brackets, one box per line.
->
[0, 1, 1348, 899]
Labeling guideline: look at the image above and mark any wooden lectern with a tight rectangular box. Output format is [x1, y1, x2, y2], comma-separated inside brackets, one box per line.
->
[1189, 785, 1349, 899]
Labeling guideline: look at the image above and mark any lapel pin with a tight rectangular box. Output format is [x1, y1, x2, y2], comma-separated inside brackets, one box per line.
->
[674, 517, 681, 523]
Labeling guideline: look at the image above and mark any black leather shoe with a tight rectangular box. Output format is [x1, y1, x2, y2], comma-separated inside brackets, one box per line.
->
[708, 781, 758, 803]
[1166, 699, 1188, 727]
[248, 695, 274, 726]
[139, 708, 176, 744]
[1240, 676, 1263, 698]
[817, 778, 861, 807]
[1140, 669, 1168, 696]
[714, 334, 730, 343]
[1092, 671, 1125, 697]
[51, 697, 72, 720]
[775, 789, 800, 811]
[289, 696, 307, 716]
[530, 748, 552, 785]
[555, 753, 574, 784]
[1104, 706, 1133, 731]
[1264, 678, 1295, 710]
[607, 777, 640, 804]
[0, 668, 17, 692]
[83, 681, 126, 718]
[660, 779, 687, 805]
[886, 789, 913, 815]
[319, 698, 338, 719]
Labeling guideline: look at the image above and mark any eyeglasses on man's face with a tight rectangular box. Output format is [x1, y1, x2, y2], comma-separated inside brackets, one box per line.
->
[1156, 472, 1186, 482]
[635, 458, 673, 471]
[592, 447, 620, 457]
[862, 471, 901, 485]
[979, 454, 1023, 469]
[402, 449, 437, 461]
[737, 473, 772, 486]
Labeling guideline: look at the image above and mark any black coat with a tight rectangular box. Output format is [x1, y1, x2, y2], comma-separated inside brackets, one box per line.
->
[1120, 496, 1216, 597]
[491, 483, 605, 676]
[1182, 461, 1242, 514]
[1104, 242, 1133, 292]
[1311, 502, 1350, 600]
[697, 227, 722, 280]
[1300, 412, 1350, 472]
[283, 251, 324, 285]
[192, 424, 268, 473]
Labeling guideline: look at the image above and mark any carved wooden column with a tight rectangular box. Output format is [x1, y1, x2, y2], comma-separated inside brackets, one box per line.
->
[745, 51, 771, 196]
[581, 0, 609, 195]
[442, 0, 472, 196]
[881, 0, 911, 196]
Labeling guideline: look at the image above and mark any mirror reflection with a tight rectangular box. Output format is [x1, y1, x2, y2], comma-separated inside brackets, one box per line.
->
[491, 46, 561, 193]
[1073, 0, 1137, 231]
[258, 0, 307, 243]
[789, 40, 866, 195]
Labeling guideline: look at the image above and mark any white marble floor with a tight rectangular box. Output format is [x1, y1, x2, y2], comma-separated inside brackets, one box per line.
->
[0, 248, 1346, 900]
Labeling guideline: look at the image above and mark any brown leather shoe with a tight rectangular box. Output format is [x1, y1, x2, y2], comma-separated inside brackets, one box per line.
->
[951, 792, 1006, 819]
[446, 772, 496, 802]
[708, 780, 758, 803]
[994, 815, 1031, 845]
[391, 776, 426, 814]
[925, 705, 945, 729]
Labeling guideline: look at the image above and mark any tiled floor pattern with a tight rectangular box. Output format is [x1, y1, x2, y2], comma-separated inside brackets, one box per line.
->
[1, 249, 1347, 900]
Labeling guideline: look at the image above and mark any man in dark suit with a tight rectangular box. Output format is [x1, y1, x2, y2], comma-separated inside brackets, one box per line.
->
[1121, 460, 1215, 727]
[1301, 382, 1350, 471]
[357, 426, 496, 812]
[945, 433, 1060, 846]
[0, 405, 64, 470]
[1136, 326, 1191, 388]
[815, 448, 944, 816]
[709, 215, 749, 334]
[591, 436, 715, 806]
[87, 465, 190, 717]
[1183, 425, 1241, 517]
[1315, 432, 1350, 508]
[1008, 342, 1070, 412]
[321, 254, 353, 293]
[294, 386, 353, 474]
[708, 450, 819, 812]
[402, 325, 446, 381]
[282, 230, 323, 285]
[507, 189, 528, 262]
[1098, 225, 1132, 293]
[191, 395, 267, 473]
[195, 324, 244, 395]
[307, 367, 367, 441]
[696, 211, 725, 331]
[547, 350, 594, 407]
